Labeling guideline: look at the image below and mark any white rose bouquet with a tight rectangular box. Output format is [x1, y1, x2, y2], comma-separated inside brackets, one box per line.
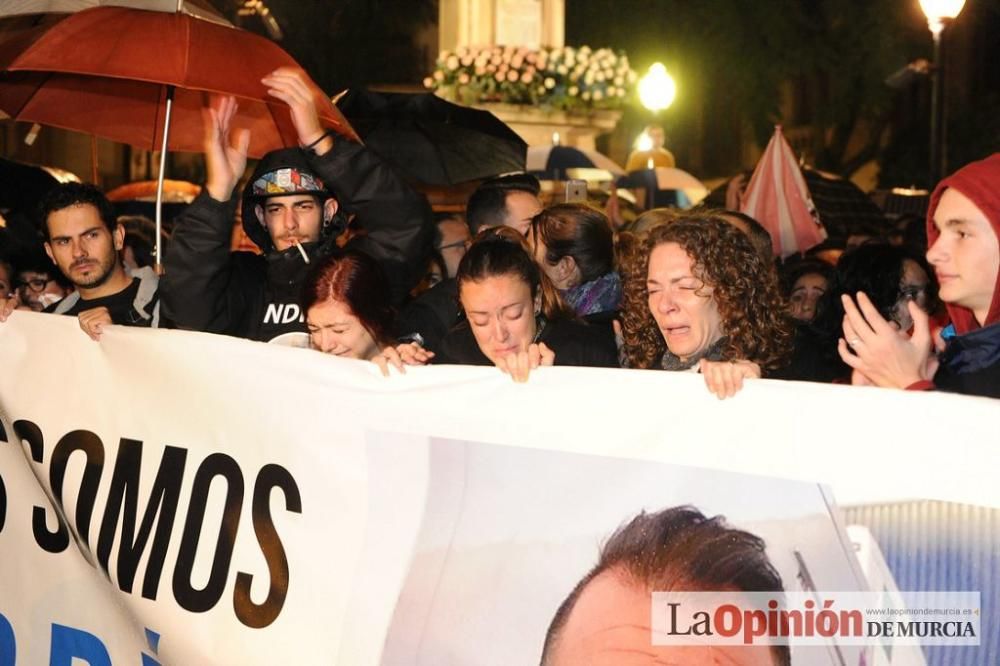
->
[424, 45, 636, 111]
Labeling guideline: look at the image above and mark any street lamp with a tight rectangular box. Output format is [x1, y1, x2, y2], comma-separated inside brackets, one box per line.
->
[918, 0, 966, 184]
[638, 63, 676, 113]
[918, 0, 966, 35]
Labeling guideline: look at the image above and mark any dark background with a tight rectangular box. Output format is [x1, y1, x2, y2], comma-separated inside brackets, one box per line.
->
[232, 0, 1000, 186]
[2, 0, 997, 187]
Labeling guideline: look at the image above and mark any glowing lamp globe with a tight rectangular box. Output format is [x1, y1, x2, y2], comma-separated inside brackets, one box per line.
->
[918, 0, 966, 34]
[635, 132, 654, 151]
[638, 63, 676, 112]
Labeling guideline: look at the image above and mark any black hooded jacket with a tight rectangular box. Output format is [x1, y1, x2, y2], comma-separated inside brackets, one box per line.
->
[162, 139, 432, 342]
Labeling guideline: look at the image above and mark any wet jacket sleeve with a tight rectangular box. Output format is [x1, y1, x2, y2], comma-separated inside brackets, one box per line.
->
[307, 140, 433, 305]
[161, 190, 253, 335]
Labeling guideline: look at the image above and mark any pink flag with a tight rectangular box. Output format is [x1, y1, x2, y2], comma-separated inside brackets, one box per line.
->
[740, 126, 827, 257]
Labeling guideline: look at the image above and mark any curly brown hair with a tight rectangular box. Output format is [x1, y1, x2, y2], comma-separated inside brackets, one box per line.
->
[619, 214, 793, 370]
[617, 230, 665, 367]
[616, 208, 681, 367]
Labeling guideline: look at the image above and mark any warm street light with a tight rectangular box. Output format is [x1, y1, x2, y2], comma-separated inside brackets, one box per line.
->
[638, 63, 676, 113]
[918, 0, 966, 36]
[918, 0, 966, 184]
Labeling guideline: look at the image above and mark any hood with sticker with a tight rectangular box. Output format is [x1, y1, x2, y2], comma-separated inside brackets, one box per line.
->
[241, 147, 347, 255]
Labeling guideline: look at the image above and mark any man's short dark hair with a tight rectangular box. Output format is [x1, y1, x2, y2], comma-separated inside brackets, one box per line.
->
[466, 172, 541, 234]
[37, 182, 117, 240]
[480, 171, 541, 196]
[433, 212, 470, 248]
[540, 505, 790, 666]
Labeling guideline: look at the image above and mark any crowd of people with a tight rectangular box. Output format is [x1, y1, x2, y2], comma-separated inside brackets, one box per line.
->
[1, 69, 998, 400]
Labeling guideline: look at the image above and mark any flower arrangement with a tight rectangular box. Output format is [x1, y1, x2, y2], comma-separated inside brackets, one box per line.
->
[423, 45, 636, 111]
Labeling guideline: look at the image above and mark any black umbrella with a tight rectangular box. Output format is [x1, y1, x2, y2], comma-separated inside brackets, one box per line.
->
[703, 168, 887, 241]
[0, 157, 58, 215]
[336, 90, 527, 186]
[801, 168, 887, 241]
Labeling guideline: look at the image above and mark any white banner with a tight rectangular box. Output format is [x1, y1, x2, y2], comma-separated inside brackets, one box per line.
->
[1, 312, 997, 664]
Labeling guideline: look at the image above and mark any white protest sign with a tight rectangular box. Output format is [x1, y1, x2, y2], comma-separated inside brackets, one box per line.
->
[0, 312, 996, 663]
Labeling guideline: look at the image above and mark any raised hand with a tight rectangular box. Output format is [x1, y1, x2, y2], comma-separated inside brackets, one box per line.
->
[203, 95, 250, 202]
[261, 68, 333, 155]
[837, 293, 933, 389]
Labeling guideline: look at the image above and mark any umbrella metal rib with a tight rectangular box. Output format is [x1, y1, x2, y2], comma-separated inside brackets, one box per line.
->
[154, 84, 173, 269]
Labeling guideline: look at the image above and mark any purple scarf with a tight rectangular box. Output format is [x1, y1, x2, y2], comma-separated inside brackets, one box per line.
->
[563, 272, 622, 317]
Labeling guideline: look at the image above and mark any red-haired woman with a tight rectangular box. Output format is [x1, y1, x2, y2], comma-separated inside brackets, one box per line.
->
[302, 250, 404, 361]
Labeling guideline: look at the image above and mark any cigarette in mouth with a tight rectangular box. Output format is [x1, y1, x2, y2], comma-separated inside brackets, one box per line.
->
[293, 239, 310, 264]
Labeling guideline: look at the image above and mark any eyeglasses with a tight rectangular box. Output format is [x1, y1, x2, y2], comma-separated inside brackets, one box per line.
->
[899, 284, 928, 302]
[436, 240, 467, 252]
[17, 277, 51, 293]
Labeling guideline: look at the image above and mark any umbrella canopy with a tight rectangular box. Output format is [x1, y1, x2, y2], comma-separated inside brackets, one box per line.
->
[875, 186, 930, 218]
[106, 179, 200, 204]
[705, 169, 887, 243]
[740, 127, 827, 258]
[559, 167, 617, 183]
[527, 145, 624, 181]
[0, 6, 357, 157]
[616, 166, 708, 209]
[0, 157, 59, 214]
[0, 0, 229, 25]
[801, 168, 887, 240]
[336, 89, 526, 186]
[105, 179, 199, 233]
[0, 158, 81, 258]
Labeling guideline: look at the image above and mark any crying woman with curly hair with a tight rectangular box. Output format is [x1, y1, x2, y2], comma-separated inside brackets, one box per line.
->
[620, 214, 793, 398]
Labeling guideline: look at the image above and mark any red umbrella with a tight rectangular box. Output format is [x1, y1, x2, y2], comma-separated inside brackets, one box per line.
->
[1, 1, 229, 25]
[0, 7, 356, 156]
[740, 126, 827, 258]
[0, 6, 358, 267]
[106, 179, 200, 203]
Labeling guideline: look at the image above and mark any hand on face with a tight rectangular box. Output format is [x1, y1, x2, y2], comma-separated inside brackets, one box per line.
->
[837, 292, 934, 388]
[462, 274, 540, 364]
[494, 342, 555, 383]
